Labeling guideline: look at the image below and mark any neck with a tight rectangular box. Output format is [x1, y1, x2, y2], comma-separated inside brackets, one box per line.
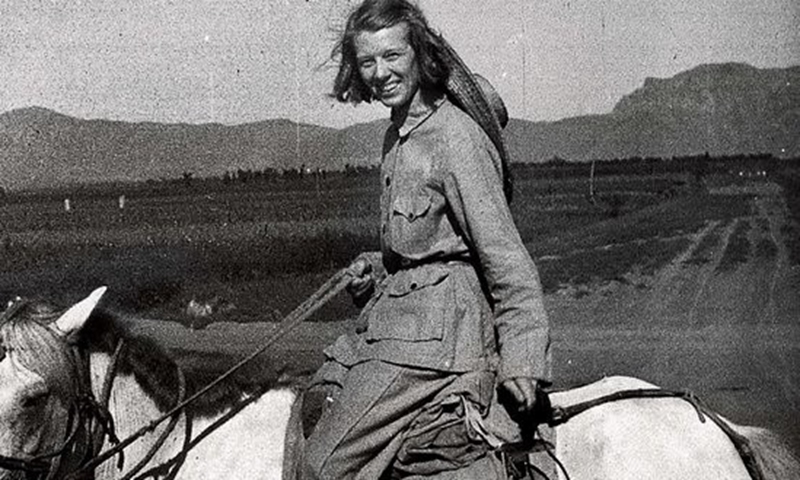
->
[392, 87, 437, 124]
[89, 351, 184, 478]
[86, 351, 299, 479]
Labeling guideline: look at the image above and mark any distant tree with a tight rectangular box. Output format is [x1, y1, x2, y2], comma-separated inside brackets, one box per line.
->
[237, 168, 253, 183]
[546, 155, 568, 166]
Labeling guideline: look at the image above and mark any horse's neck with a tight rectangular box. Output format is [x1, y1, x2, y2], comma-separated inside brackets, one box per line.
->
[87, 351, 301, 480]
[89, 351, 186, 479]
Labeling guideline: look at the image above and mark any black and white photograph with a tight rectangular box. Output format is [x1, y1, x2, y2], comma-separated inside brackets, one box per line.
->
[0, 0, 798, 478]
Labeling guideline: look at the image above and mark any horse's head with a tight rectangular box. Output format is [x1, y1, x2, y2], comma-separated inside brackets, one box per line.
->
[0, 287, 106, 480]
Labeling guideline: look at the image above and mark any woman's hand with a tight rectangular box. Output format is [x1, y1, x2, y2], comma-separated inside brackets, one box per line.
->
[345, 252, 382, 307]
[500, 377, 541, 414]
[346, 257, 374, 296]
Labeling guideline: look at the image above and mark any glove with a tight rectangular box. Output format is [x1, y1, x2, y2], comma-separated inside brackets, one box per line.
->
[499, 377, 553, 426]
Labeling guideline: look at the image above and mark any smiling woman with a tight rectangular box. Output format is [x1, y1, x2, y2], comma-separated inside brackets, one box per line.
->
[302, 1, 551, 479]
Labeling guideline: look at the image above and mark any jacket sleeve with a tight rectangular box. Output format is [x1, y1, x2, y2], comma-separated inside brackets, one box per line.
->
[440, 124, 551, 384]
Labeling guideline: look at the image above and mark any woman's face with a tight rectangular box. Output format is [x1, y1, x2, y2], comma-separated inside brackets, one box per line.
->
[354, 22, 421, 110]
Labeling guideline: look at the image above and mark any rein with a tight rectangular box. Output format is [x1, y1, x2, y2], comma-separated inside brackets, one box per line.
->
[0, 408, 81, 475]
[538, 387, 765, 480]
[62, 267, 351, 479]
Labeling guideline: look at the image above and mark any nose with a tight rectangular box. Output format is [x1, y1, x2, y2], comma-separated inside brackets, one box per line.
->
[374, 59, 391, 82]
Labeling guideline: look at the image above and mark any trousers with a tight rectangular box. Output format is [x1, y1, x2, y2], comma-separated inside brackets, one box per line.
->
[302, 359, 506, 479]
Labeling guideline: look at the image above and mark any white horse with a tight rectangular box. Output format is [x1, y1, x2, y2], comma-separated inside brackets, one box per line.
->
[0, 288, 302, 480]
[0, 288, 798, 480]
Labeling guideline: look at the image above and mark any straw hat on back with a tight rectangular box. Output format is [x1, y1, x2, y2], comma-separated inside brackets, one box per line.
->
[473, 74, 509, 130]
[438, 36, 513, 202]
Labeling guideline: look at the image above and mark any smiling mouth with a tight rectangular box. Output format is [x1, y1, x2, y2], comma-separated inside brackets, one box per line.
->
[377, 82, 400, 97]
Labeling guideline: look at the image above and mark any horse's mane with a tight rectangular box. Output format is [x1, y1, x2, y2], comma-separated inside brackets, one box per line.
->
[0, 301, 277, 418]
[79, 309, 282, 417]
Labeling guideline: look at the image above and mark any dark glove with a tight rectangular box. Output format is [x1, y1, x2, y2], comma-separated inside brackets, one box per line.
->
[499, 377, 553, 427]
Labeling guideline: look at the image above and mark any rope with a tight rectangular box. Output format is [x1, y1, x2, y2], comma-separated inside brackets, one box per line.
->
[0, 454, 49, 473]
[67, 267, 352, 477]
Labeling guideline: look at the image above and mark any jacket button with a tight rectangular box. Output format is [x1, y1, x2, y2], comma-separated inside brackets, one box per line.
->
[385, 176, 391, 186]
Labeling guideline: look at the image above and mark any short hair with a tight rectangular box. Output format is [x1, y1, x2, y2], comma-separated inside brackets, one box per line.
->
[331, 0, 450, 104]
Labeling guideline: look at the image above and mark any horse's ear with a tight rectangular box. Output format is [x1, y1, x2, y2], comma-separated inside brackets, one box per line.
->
[55, 287, 107, 335]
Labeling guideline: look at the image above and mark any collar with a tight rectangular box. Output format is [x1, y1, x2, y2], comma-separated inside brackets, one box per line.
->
[391, 89, 446, 138]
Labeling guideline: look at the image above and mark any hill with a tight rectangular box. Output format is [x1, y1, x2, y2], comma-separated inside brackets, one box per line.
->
[501, 63, 800, 163]
[1, 63, 798, 190]
[0, 108, 339, 190]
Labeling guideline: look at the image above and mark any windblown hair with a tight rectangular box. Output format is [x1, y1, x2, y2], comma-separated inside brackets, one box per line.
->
[331, 0, 450, 104]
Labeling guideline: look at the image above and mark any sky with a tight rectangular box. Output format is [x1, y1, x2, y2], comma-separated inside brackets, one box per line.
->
[1, 0, 798, 128]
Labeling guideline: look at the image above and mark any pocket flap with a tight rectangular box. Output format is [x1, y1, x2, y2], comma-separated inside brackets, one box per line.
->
[366, 267, 452, 343]
[392, 193, 432, 222]
[387, 267, 449, 297]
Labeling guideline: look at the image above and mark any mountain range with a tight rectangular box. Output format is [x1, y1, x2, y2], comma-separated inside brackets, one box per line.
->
[1, 62, 798, 190]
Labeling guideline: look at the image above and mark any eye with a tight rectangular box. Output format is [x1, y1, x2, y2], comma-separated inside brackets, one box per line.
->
[20, 386, 50, 409]
[358, 59, 375, 70]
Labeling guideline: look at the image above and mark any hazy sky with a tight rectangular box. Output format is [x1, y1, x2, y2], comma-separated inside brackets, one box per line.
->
[2, 0, 798, 128]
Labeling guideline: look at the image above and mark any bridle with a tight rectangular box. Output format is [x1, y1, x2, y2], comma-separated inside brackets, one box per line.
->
[0, 342, 124, 480]
[0, 333, 188, 480]
[0, 297, 128, 480]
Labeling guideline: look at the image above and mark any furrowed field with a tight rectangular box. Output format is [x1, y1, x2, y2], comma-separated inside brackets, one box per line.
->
[0, 167, 726, 321]
[2, 162, 799, 454]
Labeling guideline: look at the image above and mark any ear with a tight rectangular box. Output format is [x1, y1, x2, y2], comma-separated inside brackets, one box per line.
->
[54, 287, 107, 335]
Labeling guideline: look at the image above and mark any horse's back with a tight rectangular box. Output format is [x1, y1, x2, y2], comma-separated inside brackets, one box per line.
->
[550, 376, 752, 480]
[172, 388, 298, 480]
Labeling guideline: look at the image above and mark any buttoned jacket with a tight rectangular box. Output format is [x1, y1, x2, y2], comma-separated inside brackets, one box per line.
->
[326, 93, 551, 383]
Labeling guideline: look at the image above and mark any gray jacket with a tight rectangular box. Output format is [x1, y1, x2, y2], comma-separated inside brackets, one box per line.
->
[326, 93, 551, 384]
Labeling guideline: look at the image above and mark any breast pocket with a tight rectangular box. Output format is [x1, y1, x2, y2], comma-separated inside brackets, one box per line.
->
[367, 267, 451, 343]
[393, 193, 432, 222]
[391, 192, 434, 254]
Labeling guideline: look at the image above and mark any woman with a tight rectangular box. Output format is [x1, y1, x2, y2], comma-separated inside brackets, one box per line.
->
[303, 1, 551, 478]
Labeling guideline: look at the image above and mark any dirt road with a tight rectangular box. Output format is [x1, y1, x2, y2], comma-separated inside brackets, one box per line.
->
[546, 181, 800, 454]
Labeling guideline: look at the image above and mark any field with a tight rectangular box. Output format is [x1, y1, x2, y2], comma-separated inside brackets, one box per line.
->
[1, 167, 799, 457]
[0, 171, 686, 320]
